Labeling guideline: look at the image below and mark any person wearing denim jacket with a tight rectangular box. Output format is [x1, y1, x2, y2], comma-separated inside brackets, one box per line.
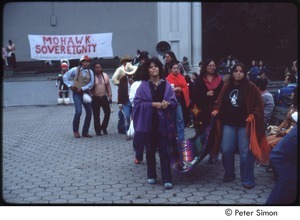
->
[63, 55, 94, 138]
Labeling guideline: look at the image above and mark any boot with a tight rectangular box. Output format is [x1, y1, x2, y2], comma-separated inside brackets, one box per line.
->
[64, 97, 70, 105]
[57, 98, 64, 104]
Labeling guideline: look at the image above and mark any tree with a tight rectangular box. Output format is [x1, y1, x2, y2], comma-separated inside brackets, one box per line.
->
[202, 2, 298, 79]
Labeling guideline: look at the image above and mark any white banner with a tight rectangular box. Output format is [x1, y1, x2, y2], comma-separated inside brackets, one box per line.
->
[28, 33, 113, 60]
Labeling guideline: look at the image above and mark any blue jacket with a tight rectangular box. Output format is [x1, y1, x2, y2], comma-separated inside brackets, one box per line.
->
[274, 84, 297, 107]
[265, 125, 297, 204]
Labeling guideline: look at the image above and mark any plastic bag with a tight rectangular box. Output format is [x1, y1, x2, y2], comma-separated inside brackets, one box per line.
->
[127, 120, 135, 139]
[83, 93, 92, 103]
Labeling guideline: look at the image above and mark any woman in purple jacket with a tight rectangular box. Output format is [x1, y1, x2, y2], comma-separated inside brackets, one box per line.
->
[132, 57, 177, 190]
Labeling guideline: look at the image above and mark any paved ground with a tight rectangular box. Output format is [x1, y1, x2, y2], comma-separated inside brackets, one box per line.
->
[2, 103, 276, 205]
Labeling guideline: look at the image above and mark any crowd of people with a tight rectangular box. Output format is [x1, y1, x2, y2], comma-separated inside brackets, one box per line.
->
[59, 51, 297, 202]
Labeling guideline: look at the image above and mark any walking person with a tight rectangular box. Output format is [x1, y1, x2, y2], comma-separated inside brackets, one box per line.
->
[117, 63, 137, 134]
[132, 57, 177, 189]
[211, 62, 269, 189]
[91, 61, 112, 136]
[166, 62, 190, 142]
[112, 55, 135, 134]
[63, 55, 94, 138]
[193, 59, 224, 164]
[129, 51, 149, 163]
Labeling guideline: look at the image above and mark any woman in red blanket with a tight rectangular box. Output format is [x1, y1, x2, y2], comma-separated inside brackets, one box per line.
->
[166, 62, 190, 142]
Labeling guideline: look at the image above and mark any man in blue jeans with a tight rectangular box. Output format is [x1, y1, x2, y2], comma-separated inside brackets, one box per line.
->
[63, 55, 94, 138]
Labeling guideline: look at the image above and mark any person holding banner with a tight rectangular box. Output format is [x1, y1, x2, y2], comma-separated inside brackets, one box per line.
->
[63, 55, 94, 138]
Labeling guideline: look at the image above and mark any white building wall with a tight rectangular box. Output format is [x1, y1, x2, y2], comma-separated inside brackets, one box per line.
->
[157, 2, 202, 67]
[2, 2, 158, 62]
[3, 2, 201, 65]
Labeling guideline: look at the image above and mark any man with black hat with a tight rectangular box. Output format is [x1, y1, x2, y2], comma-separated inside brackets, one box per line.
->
[63, 55, 94, 138]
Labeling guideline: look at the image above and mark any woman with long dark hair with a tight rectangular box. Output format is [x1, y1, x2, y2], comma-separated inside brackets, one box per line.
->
[192, 59, 224, 163]
[133, 57, 177, 189]
[90, 61, 112, 136]
[211, 63, 269, 189]
[166, 62, 190, 142]
[163, 51, 184, 77]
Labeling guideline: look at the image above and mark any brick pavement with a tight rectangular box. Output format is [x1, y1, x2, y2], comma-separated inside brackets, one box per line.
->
[2, 104, 274, 204]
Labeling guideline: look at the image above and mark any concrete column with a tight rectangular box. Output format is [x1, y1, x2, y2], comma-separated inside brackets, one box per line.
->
[191, 2, 202, 68]
[157, 2, 191, 63]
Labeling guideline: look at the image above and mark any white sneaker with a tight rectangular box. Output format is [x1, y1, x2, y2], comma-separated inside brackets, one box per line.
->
[164, 183, 173, 189]
[147, 179, 156, 185]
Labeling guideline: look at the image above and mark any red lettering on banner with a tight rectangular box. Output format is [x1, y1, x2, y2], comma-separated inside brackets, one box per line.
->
[55, 46, 60, 54]
[72, 45, 76, 54]
[61, 45, 66, 53]
[53, 37, 59, 45]
[85, 36, 91, 44]
[67, 46, 72, 54]
[48, 46, 55, 53]
[35, 45, 41, 53]
[43, 37, 52, 44]
[68, 38, 74, 45]
[61, 37, 66, 45]
[35, 43, 98, 55]
[41, 46, 47, 53]
[91, 44, 97, 52]
[75, 37, 84, 44]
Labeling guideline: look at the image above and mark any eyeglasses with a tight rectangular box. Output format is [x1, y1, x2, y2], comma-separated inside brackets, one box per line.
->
[208, 65, 216, 68]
